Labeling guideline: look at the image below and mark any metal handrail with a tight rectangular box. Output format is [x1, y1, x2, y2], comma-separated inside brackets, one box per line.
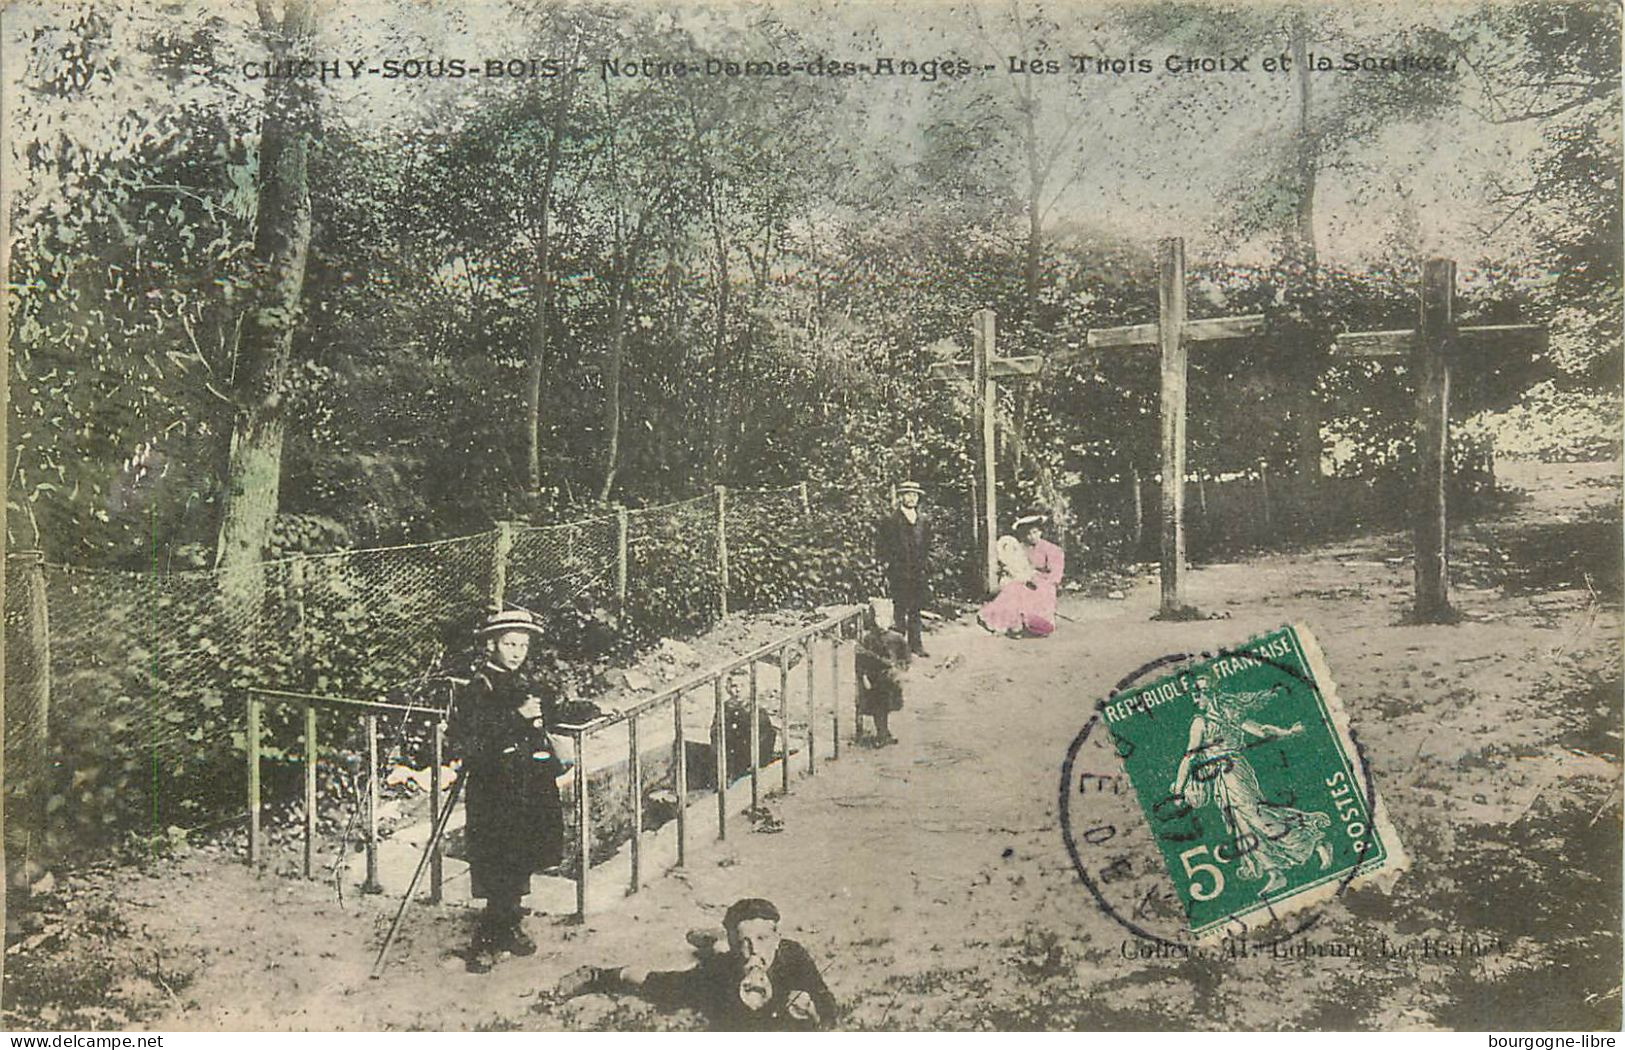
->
[557, 603, 871, 917]
[244, 604, 874, 920]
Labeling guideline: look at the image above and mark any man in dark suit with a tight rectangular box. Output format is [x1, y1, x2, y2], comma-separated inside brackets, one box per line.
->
[877, 479, 931, 657]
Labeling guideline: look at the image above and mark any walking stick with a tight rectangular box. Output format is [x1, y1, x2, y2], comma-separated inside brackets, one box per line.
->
[371, 774, 464, 979]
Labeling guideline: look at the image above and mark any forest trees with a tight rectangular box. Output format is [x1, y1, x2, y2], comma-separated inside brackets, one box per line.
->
[3, 0, 1617, 570]
[214, 0, 319, 582]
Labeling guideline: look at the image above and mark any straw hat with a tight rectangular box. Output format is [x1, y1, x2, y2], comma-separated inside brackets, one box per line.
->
[475, 607, 546, 638]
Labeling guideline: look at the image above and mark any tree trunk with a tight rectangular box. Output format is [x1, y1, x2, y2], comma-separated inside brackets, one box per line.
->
[524, 70, 578, 504]
[215, 0, 317, 589]
[1020, 76, 1045, 331]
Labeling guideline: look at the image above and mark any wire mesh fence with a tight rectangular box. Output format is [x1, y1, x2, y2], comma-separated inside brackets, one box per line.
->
[507, 515, 618, 617]
[625, 494, 721, 638]
[2, 482, 894, 873]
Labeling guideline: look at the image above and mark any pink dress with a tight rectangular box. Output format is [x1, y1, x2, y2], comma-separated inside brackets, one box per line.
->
[978, 539, 1064, 636]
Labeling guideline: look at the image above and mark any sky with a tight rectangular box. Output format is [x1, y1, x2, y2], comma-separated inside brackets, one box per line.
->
[0, 0, 1582, 274]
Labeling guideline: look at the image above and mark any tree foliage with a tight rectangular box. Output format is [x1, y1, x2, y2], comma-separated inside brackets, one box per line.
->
[4, 0, 1617, 572]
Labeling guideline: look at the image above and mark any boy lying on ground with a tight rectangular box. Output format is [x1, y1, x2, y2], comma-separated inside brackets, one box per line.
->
[554, 897, 837, 1030]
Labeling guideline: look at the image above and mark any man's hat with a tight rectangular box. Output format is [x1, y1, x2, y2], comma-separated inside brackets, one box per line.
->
[896, 480, 924, 495]
[723, 897, 781, 930]
[475, 607, 546, 638]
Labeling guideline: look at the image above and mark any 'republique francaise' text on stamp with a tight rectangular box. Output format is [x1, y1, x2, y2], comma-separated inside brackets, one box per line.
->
[1101, 623, 1408, 939]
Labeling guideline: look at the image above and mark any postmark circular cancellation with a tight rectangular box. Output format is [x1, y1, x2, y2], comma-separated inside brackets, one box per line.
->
[1059, 623, 1408, 950]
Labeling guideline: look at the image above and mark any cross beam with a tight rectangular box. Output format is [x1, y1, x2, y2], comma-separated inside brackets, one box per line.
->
[928, 310, 1044, 592]
[1334, 258, 1547, 622]
[1084, 237, 1267, 620]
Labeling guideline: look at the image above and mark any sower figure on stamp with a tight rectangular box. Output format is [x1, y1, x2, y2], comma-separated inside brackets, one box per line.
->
[555, 898, 838, 1031]
[1170, 676, 1333, 897]
[876, 479, 932, 657]
[855, 608, 909, 746]
[447, 607, 566, 973]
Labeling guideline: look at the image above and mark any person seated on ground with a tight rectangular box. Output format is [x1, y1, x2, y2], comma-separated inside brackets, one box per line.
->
[555, 898, 837, 1031]
[977, 513, 1065, 637]
[855, 611, 910, 746]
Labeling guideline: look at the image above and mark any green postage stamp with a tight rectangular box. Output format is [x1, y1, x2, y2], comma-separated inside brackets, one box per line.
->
[1102, 623, 1408, 938]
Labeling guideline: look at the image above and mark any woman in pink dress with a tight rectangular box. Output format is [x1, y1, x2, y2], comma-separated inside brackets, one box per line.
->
[978, 515, 1065, 637]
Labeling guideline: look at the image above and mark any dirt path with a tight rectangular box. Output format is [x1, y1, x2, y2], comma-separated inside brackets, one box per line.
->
[8, 461, 1620, 1031]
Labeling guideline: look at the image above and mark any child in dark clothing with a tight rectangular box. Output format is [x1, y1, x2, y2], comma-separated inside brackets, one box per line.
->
[855, 616, 910, 746]
[446, 607, 565, 973]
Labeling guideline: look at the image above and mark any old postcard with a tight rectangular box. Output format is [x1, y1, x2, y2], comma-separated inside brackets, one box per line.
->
[1, 0, 1619, 1034]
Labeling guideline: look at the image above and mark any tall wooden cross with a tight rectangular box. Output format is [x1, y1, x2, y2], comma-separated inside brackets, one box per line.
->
[1086, 238, 1266, 620]
[927, 310, 1043, 593]
[928, 241, 1266, 614]
[1333, 258, 1544, 622]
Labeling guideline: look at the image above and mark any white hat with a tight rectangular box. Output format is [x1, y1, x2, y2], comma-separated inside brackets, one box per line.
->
[475, 607, 546, 638]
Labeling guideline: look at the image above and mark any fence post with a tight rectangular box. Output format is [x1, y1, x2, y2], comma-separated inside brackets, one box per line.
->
[17, 554, 50, 883]
[288, 558, 308, 689]
[1198, 473, 1208, 517]
[1130, 464, 1144, 553]
[714, 486, 729, 621]
[613, 505, 629, 610]
[852, 620, 865, 740]
[246, 694, 262, 867]
[805, 638, 817, 776]
[302, 702, 317, 880]
[627, 714, 641, 895]
[491, 522, 515, 610]
[830, 627, 841, 760]
[574, 730, 590, 919]
[748, 662, 761, 812]
[430, 720, 444, 903]
[798, 481, 811, 517]
[1259, 461, 1273, 531]
[713, 678, 728, 840]
[363, 714, 382, 895]
[673, 696, 687, 867]
[778, 647, 791, 795]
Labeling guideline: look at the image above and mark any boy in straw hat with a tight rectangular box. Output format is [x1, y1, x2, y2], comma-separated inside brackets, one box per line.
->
[448, 606, 565, 972]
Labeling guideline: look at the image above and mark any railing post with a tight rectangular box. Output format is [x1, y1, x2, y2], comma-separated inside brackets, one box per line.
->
[778, 647, 791, 795]
[574, 730, 590, 919]
[673, 696, 687, 867]
[491, 521, 515, 610]
[302, 702, 317, 879]
[748, 662, 761, 812]
[713, 678, 728, 840]
[714, 485, 730, 621]
[830, 627, 842, 760]
[430, 719, 444, 903]
[363, 713, 382, 894]
[806, 638, 817, 776]
[627, 714, 642, 895]
[614, 505, 630, 610]
[246, 694, 262, 867]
